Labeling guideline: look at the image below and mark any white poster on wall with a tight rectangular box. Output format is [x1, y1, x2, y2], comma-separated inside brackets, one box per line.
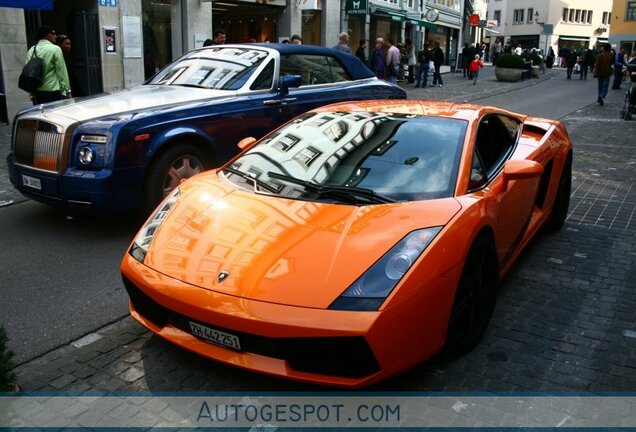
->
[122, 16, 142, 58]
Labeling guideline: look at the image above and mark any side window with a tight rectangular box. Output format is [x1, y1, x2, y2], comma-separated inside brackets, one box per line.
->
[327, 56, 352, 82]
[280, 54, 333, 86]
[474, 114, 520, 177]
[250, 59, 274, 90]
[469, 149, 487, 191]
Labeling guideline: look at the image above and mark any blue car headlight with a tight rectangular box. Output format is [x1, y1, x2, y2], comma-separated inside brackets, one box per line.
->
[329, 227, 442, 311]
[129, 188, 181, 263]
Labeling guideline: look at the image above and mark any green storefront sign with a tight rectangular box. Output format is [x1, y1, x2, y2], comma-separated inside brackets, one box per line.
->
[346, 0, 368, 15]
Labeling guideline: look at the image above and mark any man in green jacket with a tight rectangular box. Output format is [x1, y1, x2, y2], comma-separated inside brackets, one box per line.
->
[24, 25, 71, 104]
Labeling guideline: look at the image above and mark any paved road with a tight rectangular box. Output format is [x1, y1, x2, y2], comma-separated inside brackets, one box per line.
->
[3, 65, 635, 396]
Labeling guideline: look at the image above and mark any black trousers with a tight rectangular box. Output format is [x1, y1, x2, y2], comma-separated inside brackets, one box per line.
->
[612, 65, 623, 89]
[33, 90, 64, 105]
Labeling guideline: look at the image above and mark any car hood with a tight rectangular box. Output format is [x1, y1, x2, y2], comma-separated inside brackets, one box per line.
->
[143, 174, 461, 309]
[37, 85, 235, 123]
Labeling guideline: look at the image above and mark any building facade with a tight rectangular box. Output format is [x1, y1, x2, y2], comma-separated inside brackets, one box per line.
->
[608, 0, 636, 53]
[485, 0, 613, 56]
[0, 0, 467, 123]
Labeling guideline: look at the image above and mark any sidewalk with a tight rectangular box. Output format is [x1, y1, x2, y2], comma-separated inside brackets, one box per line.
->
[6, 65, 636, 395]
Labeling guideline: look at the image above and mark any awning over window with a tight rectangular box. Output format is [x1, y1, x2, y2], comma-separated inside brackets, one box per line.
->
[0, 0, 53, 9]
[559, 36, 590, 41]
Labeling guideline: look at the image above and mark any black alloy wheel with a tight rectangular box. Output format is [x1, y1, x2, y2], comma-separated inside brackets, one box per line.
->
[445, 234, 499, 354]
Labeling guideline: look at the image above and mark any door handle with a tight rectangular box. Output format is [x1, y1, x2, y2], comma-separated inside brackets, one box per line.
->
[263, 99, 282, 106]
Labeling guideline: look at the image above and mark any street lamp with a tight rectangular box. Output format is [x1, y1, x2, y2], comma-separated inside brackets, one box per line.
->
[534, 11, 544, 25]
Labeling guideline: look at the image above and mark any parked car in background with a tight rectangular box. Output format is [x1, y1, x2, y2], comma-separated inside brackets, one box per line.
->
[7, 44, 406, 214]
[121, 100, 572, 387]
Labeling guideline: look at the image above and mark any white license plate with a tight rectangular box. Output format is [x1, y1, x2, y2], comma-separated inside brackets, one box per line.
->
[22, 174, 41, 190]
[189, 321, 241, 351]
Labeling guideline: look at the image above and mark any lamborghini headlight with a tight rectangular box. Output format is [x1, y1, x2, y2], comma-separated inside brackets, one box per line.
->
[329, 227, 442, 311]
[129, 188, 181, 263]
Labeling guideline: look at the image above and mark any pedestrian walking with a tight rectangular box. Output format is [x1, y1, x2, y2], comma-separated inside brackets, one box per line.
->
[612, 47, 628, 89]
[291, 35, 302, 45]
[593, 44, 614, 105]
[369, 38, 386, 80]
[415, 42, 431, 88]
[55, 34, 85, 97]
[406, 39, 416, 84]
[546, 46, 555, 69]
[332, 32, 352, 54]
[23, 25, 71, 104]
[385, 39, 401, 84]
[432, 41, 444, 87]
[581, 45, 593, 79]
[355, 39, 368, 65]
[461, 43, 470, 77]
[566, 48, 576, 79]
[469, 54, 484, 85]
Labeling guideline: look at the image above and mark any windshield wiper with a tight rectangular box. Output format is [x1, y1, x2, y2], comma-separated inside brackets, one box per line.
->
[267, 171, 394, 204]
[222, 166, 279, 194]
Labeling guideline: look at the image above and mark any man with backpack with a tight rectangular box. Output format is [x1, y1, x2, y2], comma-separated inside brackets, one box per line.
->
[22, 25, 71, 104]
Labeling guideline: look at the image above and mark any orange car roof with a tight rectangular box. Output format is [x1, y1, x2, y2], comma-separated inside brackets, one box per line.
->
[313, 100, 498, 122]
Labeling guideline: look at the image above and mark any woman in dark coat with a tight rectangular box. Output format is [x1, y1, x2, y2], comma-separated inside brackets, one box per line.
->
[566, 48, 577, 79]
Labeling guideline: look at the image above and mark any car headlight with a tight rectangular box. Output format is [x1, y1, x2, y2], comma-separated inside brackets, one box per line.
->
[329, 227, 442, 311]
[76, 134, 108, 168]
[129, 188, 181, 263]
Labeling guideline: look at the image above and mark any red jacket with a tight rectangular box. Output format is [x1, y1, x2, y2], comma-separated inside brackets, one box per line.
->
[468, 59, 484, 72]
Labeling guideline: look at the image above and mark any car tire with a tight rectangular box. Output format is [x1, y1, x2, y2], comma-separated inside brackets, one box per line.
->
[445, 234, 499, 355]
[546, 157, 572, 230]
[144, 143, 212, 214]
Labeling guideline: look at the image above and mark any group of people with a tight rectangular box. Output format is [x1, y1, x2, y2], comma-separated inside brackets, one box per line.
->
[593, 44, 633, 106]
[23, 25, 85, 105]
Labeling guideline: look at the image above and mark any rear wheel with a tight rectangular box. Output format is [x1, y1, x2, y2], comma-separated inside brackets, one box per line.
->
[445, 234, 499, 354]
[143, 143, 212, 214]
[546, 157, 572, 230]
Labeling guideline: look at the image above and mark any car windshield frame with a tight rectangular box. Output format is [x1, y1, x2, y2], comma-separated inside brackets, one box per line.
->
[225, 111, 468, 204]
[148, 47, 270, 91]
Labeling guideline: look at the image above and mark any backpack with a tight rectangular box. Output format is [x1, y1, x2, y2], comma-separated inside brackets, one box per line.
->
[18, 45, 43, 93]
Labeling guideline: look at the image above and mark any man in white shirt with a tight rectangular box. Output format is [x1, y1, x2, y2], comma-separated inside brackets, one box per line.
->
[514, 44, 523, 56]
[385, 39, 401, 84]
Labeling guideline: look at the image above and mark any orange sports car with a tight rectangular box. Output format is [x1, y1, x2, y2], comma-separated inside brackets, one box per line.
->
[121, 100, 572, 388]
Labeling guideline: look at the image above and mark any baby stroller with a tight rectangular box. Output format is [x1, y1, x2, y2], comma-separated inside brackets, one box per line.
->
[620, 61, 636, 120]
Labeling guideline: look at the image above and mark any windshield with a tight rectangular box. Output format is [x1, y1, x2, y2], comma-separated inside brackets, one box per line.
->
[225, 111, 467, 203]
[148, 47, 269, 90]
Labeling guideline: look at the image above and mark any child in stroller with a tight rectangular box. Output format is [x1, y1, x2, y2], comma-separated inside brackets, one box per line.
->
[620, 60, 636, 120]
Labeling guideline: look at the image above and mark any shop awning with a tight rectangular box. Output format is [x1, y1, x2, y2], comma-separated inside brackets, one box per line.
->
[0, 0, 52, 9]
[407, 18, 437, 29]
[372, 6, 405, 22]
[559, 36, 590, 41]
[484, 28, 500, 34]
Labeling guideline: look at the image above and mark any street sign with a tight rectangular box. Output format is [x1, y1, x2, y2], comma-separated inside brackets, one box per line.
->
[542, 24, 554, 34]
[406, 11, 420, 20]
[469, 14, 480, 27]
[479, 20, 487, 28]
[487, 20, 498, 28]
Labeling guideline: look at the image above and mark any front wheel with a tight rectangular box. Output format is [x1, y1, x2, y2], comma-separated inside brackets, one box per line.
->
[445, 234, 499, 354]
[143, 144, 212, 214]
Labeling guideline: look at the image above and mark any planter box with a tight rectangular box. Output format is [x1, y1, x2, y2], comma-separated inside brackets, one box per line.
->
[495, 67, 522, 82]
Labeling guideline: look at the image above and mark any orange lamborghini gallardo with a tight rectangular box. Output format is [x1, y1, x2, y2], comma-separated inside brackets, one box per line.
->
[121, 100, 572, 388]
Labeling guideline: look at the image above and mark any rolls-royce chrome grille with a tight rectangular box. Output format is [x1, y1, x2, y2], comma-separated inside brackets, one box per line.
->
[14, 119, 67, 174]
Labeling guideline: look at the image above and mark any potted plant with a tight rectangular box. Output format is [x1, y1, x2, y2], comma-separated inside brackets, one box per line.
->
[0, 326, 18, 392]
[495, 53, 524, 82]
[529, 52, 543, 77]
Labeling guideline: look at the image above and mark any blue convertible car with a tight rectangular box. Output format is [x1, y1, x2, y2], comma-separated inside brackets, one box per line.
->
[7, 44, 406, 213]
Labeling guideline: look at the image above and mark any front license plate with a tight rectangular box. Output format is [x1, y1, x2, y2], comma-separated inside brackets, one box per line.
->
[189, 322, 241, 351]
[22, 174, 41, 190]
